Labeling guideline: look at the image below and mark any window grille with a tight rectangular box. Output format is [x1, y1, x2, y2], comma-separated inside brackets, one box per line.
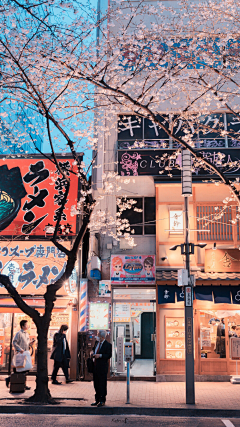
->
[197, 205, 233, 241]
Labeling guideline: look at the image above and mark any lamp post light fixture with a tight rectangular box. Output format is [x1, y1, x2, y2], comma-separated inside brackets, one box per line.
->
[170, 151, 208, 405]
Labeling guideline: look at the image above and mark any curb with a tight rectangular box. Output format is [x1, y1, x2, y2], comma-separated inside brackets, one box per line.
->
[0, 406, 240, 417]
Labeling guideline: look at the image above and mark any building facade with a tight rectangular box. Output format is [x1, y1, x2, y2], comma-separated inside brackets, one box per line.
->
[84, 0, 240, 381]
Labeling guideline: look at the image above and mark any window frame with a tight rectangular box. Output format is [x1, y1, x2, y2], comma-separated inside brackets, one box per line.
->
[117, 196, 156, 236]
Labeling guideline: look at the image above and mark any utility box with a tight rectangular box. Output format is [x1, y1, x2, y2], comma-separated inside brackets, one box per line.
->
[178, 269, 188, 287]
[124, 342, 133, 362]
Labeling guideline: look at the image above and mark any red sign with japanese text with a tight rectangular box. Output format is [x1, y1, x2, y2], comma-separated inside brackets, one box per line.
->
[0, 156, 79, 236]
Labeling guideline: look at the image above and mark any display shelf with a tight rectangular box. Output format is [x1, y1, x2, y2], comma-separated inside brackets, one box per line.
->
[165, 317, 185, 359]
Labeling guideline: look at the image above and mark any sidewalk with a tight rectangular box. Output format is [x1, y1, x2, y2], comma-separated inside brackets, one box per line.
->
[0, 378, 239, 416]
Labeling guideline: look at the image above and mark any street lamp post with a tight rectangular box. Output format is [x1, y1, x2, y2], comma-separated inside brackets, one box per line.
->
[182, 150, 194, 405]
[170, 151, 207, 404]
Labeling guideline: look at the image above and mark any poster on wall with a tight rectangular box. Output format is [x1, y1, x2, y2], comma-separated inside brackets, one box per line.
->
[111, 255, 155, 284]
[0, 241, 71, 295]
[89, 303, 109, 330]
[0, 156, 79, 236]
[113, 303, 131, 322]
[99, 280, 111, 297]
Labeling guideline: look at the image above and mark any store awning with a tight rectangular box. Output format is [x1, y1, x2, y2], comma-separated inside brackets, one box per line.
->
[158, 285, 240, 304]
[0, 297, 70, 313]
[156, 269, 240, 281]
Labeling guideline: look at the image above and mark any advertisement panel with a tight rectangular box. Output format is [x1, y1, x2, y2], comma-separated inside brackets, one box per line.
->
[0, 156, 79, 236]
[89, 303, 109, 330]
[99, 280, 111, 297]
[0, 241, 73, 296]
[111, 255, 155, 284]
[113, 303, 131, 322]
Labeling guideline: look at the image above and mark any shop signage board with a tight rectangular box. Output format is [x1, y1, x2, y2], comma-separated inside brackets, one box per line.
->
[185, 287, 192, 307]
[117, 337, 124, 373]
[89, 303, 109, 330]
[118, 113, 240, 148]
[111, 255, 155, 284]
[205, 249, 240, 273]
[231, 338, 240, 360]
[99, 280, 111, 297]
[0, 156, 79, 237]
[187, 317, 193, 354]
[118, 149, 240, 180]
[114, 303, 131, 322]
[0, 241, 74, 296]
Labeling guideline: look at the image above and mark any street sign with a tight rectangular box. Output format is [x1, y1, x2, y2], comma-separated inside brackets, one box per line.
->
[117, 337, 124, 372]
[124, 342, 133, 362]
[185, 287, 192, 307]
[178, 269, 188, 287]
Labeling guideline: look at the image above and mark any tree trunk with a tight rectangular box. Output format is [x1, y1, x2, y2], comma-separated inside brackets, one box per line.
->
[27, 321, 52, 403]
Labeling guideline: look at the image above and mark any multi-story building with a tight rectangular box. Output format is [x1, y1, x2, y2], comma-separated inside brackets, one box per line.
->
[85, 0, 240, 381]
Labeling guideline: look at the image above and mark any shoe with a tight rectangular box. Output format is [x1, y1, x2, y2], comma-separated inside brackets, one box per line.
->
[25, 386, 31, 390]
[97, 402, 105, 407]
[52, 380, 62, 385]
[5, 377, 10, 388]
[91, 402, 99, 406]
[66, 379, 74, 383]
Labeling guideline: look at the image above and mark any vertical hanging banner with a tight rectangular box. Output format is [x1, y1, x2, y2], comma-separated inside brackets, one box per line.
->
[79, 279, 88, 332]
[0, 156, 80, 236]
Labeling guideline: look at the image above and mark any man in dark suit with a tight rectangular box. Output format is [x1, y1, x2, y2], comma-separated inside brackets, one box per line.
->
[50, 324, 74, 384]
[91, 330, 112, 407]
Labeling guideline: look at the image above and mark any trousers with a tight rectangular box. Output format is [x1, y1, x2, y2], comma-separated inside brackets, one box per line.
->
[51, 356, 69, 381]
[93, 369, 107, 403]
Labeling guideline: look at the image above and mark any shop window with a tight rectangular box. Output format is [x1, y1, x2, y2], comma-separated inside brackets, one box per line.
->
[200, 312, 229, 359]
[117, 197, 156, 236]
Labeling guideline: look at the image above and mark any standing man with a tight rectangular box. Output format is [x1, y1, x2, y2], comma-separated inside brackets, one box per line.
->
[50, 324, 73, 384]
[91, 330, 112, 407]
[6, 319, 34, 389]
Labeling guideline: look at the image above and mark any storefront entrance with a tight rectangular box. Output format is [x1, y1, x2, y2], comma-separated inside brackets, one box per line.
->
[112, 287, 156, 377]
[0, 305, 71, 375]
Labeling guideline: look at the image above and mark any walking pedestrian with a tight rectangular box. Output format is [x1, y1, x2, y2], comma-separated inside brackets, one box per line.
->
[5, 319, 34, 390]
[91, 330, 112, 407]
[50, 324, 73, 384]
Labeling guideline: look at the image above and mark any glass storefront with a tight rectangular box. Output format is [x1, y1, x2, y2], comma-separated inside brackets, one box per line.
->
[0, 309, 71, 374]
[200, 310, 240, 359]
[112, 287, 156, 377]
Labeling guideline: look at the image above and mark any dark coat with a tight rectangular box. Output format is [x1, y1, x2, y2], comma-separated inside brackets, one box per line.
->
[93, 340, 112, 374]
[50, 332, 71, 362]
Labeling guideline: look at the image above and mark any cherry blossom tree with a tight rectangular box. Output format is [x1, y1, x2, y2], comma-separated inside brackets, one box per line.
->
[0, 0, 240, 403]
[0, 0, 101, 403]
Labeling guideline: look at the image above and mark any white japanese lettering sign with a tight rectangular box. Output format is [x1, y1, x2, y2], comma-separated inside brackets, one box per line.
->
[185, 287, 192, 307]
[231, 338, 240, 360]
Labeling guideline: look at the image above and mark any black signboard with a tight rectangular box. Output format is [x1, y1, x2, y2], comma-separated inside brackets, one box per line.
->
[117, 113, 240, 149]
[118, 149, 240, 180]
